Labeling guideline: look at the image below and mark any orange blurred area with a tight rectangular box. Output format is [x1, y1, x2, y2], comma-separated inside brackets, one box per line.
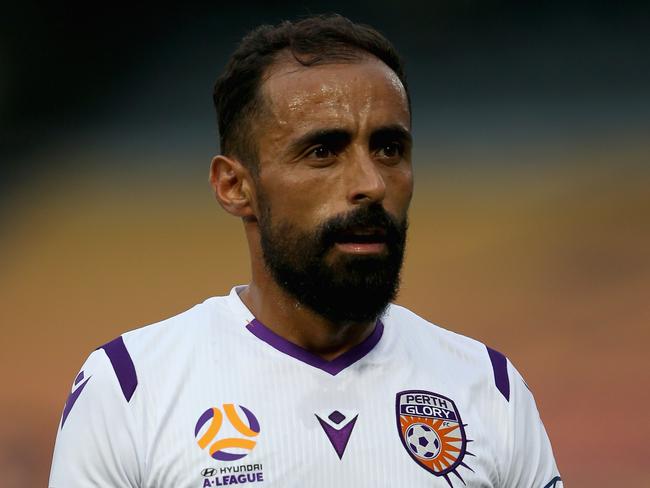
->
[1, 141, 649, 486]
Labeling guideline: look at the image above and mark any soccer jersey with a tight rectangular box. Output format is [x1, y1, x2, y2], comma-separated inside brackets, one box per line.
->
[49, 286, 562, 488]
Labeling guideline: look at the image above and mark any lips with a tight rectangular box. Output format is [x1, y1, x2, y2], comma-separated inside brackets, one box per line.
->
[317, 203, 403, 255]
[334, 227, 387, 244]
[330, 226, 389, 255]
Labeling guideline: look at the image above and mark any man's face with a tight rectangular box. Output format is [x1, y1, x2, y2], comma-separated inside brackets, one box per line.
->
[252, 54, 413, 323]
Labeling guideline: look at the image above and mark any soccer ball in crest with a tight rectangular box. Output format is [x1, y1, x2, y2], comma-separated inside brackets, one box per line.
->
[406, 423, 441, 460]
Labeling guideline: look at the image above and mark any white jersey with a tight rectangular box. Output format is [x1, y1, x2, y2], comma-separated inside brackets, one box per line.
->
[50, 286, 562, 488]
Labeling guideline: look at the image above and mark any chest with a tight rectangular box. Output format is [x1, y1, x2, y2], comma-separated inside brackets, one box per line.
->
[139, 355, 503, 488]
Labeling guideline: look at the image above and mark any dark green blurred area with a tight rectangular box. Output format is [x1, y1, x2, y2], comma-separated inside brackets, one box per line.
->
[2, 1, 649, 176]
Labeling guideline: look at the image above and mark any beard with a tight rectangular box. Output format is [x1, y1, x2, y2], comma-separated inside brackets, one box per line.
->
[257, 200, 408, 324]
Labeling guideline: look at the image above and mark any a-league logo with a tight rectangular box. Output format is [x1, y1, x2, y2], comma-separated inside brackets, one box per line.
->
[195, 404, 260, 461]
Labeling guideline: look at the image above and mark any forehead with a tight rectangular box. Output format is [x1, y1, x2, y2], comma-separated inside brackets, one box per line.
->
[259, 54, 410, 132]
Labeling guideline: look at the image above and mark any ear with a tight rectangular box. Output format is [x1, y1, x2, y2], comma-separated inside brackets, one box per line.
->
[209, 155, 256, 220]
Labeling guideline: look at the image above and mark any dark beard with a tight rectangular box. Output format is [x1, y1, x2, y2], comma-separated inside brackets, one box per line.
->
[258, 202, 407, 324]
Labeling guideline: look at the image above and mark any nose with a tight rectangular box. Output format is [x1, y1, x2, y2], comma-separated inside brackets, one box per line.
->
[346, 152, 386, 205]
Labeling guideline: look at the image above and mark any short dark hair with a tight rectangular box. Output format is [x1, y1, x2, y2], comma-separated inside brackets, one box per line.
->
[213, 14, 409, 174]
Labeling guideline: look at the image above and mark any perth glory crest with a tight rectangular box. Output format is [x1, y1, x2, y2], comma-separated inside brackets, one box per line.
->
[396, 390, 474, 487]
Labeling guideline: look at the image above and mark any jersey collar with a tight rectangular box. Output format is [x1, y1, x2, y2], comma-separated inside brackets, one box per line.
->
[245, 318, 384, 376]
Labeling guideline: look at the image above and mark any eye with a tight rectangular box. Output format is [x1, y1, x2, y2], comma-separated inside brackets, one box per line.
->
[376, 142, 404, 160]
[309, 145, 335, 159]
[302, 145, 338, 166]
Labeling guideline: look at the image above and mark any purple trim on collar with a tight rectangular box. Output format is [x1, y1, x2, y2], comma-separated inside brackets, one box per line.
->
[486, 346, 510, 401]
[245, 319, 384, 376]
[98, 336, 138, 402]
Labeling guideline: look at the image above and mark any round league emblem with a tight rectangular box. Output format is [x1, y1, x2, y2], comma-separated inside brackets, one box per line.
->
[195, 404, 260, 461]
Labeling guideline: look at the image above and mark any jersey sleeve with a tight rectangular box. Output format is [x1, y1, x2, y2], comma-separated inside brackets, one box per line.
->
[502, 360, 563, 488]
[49, 340, 142, 487]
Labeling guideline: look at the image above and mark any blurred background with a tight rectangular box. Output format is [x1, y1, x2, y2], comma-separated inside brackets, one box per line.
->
[1, 1, 649, 486]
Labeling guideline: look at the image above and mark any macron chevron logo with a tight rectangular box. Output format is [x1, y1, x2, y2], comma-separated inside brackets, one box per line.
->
[315, 410, 358, 459]
[61, 371, 91, 428]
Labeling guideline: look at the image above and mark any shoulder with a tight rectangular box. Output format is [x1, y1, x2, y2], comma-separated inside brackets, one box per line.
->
[384, 303, 511, 401]
[55, 294, 238, 432]
[384, 303, 494, 362]
[120, 295, 224, 350]
[91, 294, 236, 403]
[119, 293, 242, 359]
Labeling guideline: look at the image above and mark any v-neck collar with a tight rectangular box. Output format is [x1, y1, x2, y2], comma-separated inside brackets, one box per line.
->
[245, 318, 384, 376]
[226, 285, 385, 376]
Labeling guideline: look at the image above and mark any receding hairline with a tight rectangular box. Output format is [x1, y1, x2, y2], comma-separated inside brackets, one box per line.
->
[262, 47, 401, 83]
[247, 48, 410, 140]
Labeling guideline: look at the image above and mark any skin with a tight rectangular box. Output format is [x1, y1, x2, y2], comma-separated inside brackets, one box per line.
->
[210, 53, 413, 360]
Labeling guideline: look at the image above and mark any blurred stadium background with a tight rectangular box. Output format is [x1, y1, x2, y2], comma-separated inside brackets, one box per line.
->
[1, 1, 649, 486]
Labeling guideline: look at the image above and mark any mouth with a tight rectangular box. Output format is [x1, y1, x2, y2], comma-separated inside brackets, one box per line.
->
[332, 227, 388, 254]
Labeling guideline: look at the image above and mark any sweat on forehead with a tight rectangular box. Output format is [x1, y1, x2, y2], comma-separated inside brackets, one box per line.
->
[259, 53, 409, 118]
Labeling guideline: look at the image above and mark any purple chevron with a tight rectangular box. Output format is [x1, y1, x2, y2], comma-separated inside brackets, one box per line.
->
[99, 336, 138, 402]
[486, 346, 510, 401]
[60, 374, 91, 428]
[316, 412, 358, 459]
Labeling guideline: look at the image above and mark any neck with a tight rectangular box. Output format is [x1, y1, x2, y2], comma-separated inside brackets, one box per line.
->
[238, 277, 376, 361]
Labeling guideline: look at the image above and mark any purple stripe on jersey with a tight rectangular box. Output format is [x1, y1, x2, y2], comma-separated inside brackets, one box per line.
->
[60, 376, 91, 428]
[486, 346, 510, 401]
[246, 319, 384, 376]
[99, 336, 138, 402]
[543, 476, 562, 488]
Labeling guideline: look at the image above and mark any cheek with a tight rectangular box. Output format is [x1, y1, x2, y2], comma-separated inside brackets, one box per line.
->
[263, 170, 346, 223]
[385, 167, 414, 216]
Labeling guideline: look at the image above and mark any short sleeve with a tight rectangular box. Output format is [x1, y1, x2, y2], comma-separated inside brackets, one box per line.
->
[502, 362, 563, 487]
[49, 341, 142, 487]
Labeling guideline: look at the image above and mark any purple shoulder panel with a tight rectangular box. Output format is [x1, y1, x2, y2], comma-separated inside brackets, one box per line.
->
[486, 345, 510, 402]
[98, 336, 138, 402]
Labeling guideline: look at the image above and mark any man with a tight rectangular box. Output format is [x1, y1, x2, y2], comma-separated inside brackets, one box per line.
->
[49, 14, 562, 488]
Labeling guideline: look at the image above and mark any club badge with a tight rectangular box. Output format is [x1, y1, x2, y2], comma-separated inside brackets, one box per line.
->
[396, 390, 473, 486]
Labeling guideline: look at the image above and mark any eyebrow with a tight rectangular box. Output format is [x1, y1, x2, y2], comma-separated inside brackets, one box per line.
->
[287, 128, 352, 156]
[287, 124, 412, 156]
[369, 125, 413, 148]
